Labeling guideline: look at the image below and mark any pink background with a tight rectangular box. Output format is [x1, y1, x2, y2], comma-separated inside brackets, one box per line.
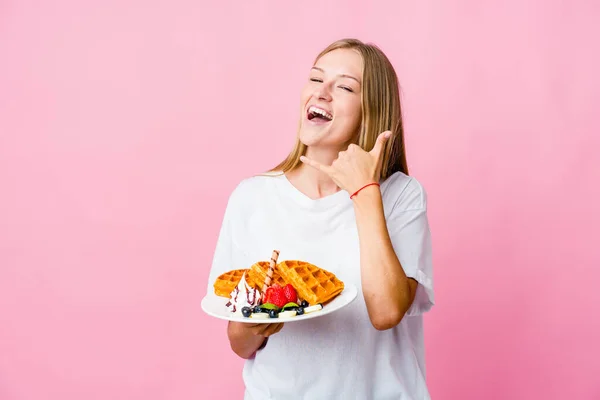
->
[1, 1, 599, 399]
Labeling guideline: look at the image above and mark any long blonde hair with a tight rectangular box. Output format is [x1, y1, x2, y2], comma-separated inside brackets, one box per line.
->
[269, 38, 409, 180]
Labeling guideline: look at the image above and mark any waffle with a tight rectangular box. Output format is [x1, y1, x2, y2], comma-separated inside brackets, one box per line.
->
[246, 261, 287, 291]
[213, 268, 248, 298]
[276, 260, 344, 305]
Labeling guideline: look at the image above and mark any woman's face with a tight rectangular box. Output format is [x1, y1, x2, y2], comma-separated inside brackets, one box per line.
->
[298, 48, 363, 151]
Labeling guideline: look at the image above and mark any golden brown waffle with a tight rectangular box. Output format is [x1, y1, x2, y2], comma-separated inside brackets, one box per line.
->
[246, 261, 287, 291]
[276, 260, 344, 305]
[213, 269, 248, 298]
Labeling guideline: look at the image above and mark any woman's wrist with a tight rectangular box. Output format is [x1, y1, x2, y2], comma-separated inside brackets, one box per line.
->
[350, 182, 380, 200]
[351, 183, 383, 210]
[352, 184, 388, 244]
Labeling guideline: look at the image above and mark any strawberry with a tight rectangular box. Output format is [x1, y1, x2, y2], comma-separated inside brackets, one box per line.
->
[283, 284, 298, 304]
[268, 286, 288, 308]
[263, 287, 274, 304]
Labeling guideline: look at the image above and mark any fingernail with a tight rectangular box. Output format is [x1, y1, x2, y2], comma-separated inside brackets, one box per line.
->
[385, 131, 392, 138]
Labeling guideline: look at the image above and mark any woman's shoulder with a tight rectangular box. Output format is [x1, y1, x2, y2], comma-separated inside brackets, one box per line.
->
[234, 170, 282, 191]
[381, 171, 428, 212]
[226, 171, 284, 205]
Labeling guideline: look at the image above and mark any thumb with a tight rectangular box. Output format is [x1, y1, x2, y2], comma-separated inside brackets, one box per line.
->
[370, 130, 392, 158]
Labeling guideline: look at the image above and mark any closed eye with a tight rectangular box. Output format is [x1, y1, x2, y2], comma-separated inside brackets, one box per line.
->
[310, 78, 322, 83]
[340, 86, 353, 92]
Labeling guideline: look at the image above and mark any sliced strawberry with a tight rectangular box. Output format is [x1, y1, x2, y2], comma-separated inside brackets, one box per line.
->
[269, 287, 288, 308]
[283, 284, 297, 304]
[263, 287, 274, 304]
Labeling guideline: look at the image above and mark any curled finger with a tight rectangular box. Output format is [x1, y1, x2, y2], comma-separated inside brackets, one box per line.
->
[263, 323, 284, 337]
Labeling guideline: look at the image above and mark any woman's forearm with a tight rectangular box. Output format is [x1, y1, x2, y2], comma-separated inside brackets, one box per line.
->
[352, 186, 416, 330]
[227, 322, 266, 359]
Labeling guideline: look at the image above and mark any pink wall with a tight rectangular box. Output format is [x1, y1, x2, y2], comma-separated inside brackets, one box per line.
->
[1, 1, 599, 399]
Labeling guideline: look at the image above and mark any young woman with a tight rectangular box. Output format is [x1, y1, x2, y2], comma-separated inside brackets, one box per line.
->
[207, 38, 435, 399]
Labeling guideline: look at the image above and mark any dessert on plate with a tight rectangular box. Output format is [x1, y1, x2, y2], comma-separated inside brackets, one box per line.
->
[212, 250, 344, 320]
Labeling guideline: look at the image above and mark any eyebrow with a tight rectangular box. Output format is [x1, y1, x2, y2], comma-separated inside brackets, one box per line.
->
[311, 67, 361, 85]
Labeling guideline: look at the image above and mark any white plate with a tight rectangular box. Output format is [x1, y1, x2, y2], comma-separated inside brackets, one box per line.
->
[201, 283, 358, 324]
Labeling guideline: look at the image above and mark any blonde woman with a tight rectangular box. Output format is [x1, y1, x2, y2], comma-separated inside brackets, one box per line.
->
[207, 38, 435, 399]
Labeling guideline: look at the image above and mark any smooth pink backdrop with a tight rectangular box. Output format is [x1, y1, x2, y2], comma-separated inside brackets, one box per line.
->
[1, 1, 599, 399]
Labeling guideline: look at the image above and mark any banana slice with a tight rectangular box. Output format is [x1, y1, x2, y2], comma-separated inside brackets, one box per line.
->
[278, 310, 297, 318]
[304, 304, 323, 314]
[250, 312, 270, 319]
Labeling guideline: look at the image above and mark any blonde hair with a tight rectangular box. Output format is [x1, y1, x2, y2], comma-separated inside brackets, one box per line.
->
[269, 38, 409, 179]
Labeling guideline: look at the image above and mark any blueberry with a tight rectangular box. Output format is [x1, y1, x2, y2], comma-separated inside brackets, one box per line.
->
[296, 307, 304, 316]
[241, 307, 252, 318]
[269, 309, 278, 318]
[300, 300, 309, 308]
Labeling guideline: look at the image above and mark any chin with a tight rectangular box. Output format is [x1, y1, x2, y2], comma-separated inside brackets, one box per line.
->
[299, 128, 354, 152]
[298, 126, 327, 147]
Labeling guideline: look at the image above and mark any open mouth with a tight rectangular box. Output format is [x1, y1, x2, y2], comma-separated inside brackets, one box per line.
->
[307, 105, 333, 123]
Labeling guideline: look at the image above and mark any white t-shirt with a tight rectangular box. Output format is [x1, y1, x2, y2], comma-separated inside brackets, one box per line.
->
[206, 171, 435, 400]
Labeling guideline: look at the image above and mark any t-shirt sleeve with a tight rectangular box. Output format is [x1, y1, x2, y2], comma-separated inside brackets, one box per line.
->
[205, 187, 238, 296]
[387, 178, 435, 316]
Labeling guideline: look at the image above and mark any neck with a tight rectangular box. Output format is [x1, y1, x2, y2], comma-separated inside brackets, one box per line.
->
[286, 146, 341, 199]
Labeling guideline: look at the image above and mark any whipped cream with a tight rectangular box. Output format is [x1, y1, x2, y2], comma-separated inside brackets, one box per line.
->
[225, 272, 260, 313]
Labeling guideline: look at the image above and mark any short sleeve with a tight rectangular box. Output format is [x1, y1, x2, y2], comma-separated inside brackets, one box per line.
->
[205, 189, 237, 296]
[387, 178, 435, 316]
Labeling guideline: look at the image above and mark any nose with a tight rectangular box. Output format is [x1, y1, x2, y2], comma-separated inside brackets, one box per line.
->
[314, 83, 332, 102]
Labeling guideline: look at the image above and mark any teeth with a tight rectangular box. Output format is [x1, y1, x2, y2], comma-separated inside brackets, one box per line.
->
[308, 106, 332, 120]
